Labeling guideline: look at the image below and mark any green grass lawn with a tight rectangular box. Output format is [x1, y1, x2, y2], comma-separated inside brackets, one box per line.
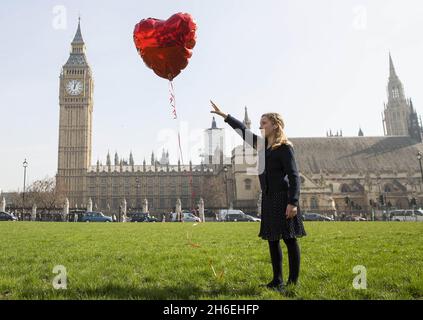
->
[0, 221, 422, 300]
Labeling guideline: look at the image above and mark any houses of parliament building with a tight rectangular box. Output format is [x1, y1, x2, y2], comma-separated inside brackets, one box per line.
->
[56, 20, 423, 216]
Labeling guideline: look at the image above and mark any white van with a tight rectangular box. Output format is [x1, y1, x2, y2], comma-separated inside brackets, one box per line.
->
[389, 210, 423, 222]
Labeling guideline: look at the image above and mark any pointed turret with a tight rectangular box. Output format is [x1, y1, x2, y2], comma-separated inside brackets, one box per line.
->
[389, 52, 397, 79]
[211, 117, 217, 129]
[65, 17, 88, 66]
[129, 151, 134, 166]
[243, 106, 251, 129]
[72, 17, 85, 45]
[384, 53, 413, 136]
[106, 151, 111, 166]
[387, 53, 405, 101]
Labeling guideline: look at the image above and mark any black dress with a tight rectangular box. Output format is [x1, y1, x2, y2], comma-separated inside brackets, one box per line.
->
[258, 146, 307, 241]
[224, 114, 307, 241]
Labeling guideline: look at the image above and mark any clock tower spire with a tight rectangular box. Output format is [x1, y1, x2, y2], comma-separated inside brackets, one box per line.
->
[56, 18, 94, 207]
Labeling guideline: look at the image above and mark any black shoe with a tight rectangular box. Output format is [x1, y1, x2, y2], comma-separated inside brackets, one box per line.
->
[286, 278, 299, 287]
[269, 283, 286, 293]
[266, 281, 280, 288]
[265, 280, 286, 293]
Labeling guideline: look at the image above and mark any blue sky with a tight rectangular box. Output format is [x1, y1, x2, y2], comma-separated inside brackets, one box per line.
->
[1, 0, 423, 192]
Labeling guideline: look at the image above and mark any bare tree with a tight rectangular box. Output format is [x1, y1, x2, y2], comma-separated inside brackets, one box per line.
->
[202, 175, 227, 210]
[24, 177, 66, 211]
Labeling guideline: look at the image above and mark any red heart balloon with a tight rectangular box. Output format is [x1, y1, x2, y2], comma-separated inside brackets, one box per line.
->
[133, 13, 197, 81]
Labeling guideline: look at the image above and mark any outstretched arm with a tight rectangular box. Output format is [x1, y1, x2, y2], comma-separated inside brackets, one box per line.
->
[210, 100, 263, 150]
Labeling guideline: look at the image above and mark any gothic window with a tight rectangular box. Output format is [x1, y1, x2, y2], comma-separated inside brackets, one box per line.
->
[89, 185, 96, 194]
[392, 88, 400, 99]
[112, 198, 119, 210]
[136, 198, 142, 209]
[182, 184, 189, 195]
[160, 197, 167, 209]
[100, 199, 107, 210]
[182, 197, 189, 208]
[384, 184, 392, 193]
[340, 184, 351, 193]
[244, 178, 252, 190]
[147, 187, 153, 195]
[351, 182, 364, 193]
[170, 184, 176, 195]
[310, 197, 319, 209]
[170, 198, 177, 210]
[113, 184, 119, 194]
[148, 198, 154, 209]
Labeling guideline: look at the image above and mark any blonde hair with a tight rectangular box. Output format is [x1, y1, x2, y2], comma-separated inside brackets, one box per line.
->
[261, 113, 293, 150]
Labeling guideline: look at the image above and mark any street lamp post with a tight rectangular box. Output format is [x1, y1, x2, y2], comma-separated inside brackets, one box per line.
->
[22, 159, 28, 221]
[223, 166, 229, 210]
[136, 177, 140, 211]
[376, 179, 386, 220]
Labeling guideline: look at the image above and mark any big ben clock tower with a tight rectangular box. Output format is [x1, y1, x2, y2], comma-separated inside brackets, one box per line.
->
[56, 18, 94, 207]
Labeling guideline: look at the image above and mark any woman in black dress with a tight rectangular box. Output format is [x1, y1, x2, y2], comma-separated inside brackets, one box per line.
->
[210, 101, 307, 292]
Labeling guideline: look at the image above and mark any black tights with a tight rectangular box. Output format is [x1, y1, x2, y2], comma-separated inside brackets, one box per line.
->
[268, 238, 300, 285]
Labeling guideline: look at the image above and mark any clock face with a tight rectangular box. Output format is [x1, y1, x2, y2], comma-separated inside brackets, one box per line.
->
[66, 80, 83, 96]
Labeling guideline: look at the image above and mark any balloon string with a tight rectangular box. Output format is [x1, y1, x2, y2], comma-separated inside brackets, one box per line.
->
[170, 80, 183, 164]
[169, 80, 177, 120]
[170, 81, 194, 211]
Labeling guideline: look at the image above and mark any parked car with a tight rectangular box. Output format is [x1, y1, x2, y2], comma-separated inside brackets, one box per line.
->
[302, 213, 334, 221]
[245, 214, 261, 222]
[344, 216, 367, 221]
[389, 209, 423, 222]
[184, 212, 201, 222]
[0, 212, 18, 221]
[130, 212, 158, 223]
[225, 213, 261, 222]
[171, 211, 202, 222]
[81, 212, 113, 222]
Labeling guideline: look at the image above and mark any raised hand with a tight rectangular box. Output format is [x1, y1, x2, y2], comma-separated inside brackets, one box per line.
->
[210, 100, 228, 119]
